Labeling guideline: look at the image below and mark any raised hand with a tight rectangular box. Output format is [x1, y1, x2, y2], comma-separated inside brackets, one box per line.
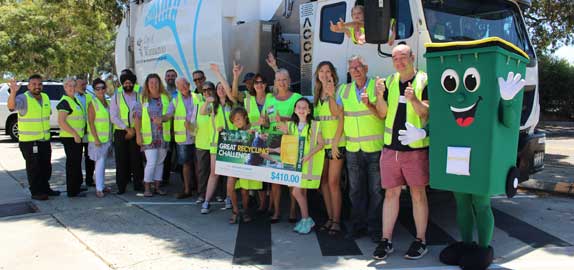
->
[209, 63, 220, 73]
[375, 76, 386, 98]
[404, 82, 416, 102]
[266, 52, 277, 70]
[360, 91, 369, 105]
[398, 122, 426, 146]
[8, 78, 19, 94]
[499, 72, 526, 101]
[232, 61, 243, 78]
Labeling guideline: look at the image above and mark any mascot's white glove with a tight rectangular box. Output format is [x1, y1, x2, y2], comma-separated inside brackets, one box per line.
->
[398, 122, 426, 146]
[499, 72, 526, 101]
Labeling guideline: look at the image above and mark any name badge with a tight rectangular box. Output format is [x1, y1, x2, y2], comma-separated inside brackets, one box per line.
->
[399, 95, 407, 104]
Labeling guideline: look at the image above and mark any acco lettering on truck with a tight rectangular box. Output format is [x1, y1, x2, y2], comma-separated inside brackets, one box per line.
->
[300, 2, 316, 93]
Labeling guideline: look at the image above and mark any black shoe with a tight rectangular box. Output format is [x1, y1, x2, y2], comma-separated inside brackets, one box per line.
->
[439, 241, 474, 266]
[116, 190, 126, 195]
[373, 238, 394, 260]
[68, 192, 87, 198]
[270, 218, 280, 224]
[404, 238, 428, 260]
[134, 186, 144, 192]
[86, 181, 95, 187]
[47, 190, 61, 196]
[80, 187, 88, 192]
[459, 245, 493, 270]
[31, 194, 49, 201]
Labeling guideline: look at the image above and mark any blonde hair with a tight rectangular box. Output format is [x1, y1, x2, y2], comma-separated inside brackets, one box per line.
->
[142, 73, 169, 103]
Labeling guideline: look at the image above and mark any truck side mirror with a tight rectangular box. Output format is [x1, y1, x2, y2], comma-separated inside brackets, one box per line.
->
[364, 0, 392, 44]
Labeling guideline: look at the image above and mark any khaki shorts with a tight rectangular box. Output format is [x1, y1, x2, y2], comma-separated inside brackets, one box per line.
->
[380, 148, 429, 189]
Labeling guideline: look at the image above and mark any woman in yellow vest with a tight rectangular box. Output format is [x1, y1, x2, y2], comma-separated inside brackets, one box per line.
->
[198, 79, 236, 214]
[87, 78, 112, 198]
[278, 98, 325, 234]
[313, 61, 346, 235]
[229, 62, 274, 214]
[134, 73, 171, 197]
[57, 78, 86, 197]
[262, 69, 302, 224]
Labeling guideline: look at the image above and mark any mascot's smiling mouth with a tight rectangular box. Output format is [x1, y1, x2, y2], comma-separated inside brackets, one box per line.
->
[450, 96, 483, 127]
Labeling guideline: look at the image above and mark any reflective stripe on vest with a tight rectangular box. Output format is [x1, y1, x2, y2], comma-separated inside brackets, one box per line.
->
[384, 71, 429, 148]
[59, 95, 86, 138]
[141, 95, 171, 145]
[88, 98, 110, 143]
[348, 26, 365, 44]
[339, 79, 385, 153]
[173, 92, 198, 143]
[315, 99, 345, 149]
[18, 92, 51, 142]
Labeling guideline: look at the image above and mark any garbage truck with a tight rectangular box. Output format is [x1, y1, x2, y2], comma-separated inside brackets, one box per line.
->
[114, 0, 545, 181]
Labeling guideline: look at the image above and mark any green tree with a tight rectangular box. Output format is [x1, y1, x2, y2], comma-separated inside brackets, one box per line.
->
[0, 0, 126, 79]
[523, 0, 574, 55]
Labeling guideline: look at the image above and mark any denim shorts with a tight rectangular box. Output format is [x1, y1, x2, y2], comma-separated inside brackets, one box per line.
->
[176, 144, 196, 165]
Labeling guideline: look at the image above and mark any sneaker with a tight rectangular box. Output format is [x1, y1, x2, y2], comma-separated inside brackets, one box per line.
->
[404, 238, 428, 260]
[224, 197, 232, 209]
[293, 219, 303, 232]
[195, 197, 205, 204]
[215, 196, 224, 202]
[373, 238, 394, 260]
[297, 218, 315, 234]
[201, 202, 210, 214]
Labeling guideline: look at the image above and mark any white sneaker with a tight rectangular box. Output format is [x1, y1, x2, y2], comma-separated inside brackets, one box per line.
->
[201, 202, 210, 214]
[195, 197, 204, 204]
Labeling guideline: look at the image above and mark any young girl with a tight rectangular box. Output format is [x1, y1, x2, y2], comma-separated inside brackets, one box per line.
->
[279, 98, 325, 234]
[329, 5, 365, 45]
[226, 107, 263, 224]
[199, 79, 236, 214]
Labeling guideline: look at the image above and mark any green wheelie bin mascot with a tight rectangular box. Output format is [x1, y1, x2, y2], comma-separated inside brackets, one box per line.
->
[397, 37, 529, 270]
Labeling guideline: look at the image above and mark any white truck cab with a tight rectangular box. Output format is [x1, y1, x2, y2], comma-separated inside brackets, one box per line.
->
[115, 0, 544, 180]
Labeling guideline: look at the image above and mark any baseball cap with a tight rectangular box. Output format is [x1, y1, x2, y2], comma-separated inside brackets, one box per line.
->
[243, 72, 256, 83]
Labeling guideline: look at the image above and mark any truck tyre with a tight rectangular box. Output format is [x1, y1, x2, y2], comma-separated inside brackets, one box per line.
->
[7, 117, 18, 142]
[506, 166, 519, 198]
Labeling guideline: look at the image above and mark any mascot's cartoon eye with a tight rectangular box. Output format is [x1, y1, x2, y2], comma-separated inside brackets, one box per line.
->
[441, 69, 459, 93]
[463, 67, 481, 92]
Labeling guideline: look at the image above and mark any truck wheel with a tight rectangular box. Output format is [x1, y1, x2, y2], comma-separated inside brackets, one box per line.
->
[506, 166, 519, 198]
[7, 117, 19, 142]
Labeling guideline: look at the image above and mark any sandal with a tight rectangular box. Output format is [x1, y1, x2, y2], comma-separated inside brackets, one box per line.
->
[242, 213, 252, 223]
[328, 222, 342, 236]
[319, 219, 333, 231]
[229, 211, 239, 224]
[96, 191, 105, 198]
[103, 187, 112, 193]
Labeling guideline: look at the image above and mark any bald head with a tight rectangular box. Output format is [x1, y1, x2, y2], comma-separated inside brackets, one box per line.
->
[392, 44, 415, 74]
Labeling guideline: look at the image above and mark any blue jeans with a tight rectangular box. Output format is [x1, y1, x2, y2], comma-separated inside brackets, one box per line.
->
[346, 150, 383, 235]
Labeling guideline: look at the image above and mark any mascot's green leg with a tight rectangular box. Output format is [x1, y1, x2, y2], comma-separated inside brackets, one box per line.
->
[453, 192, 475, 243]
[471, 194, 494, 248]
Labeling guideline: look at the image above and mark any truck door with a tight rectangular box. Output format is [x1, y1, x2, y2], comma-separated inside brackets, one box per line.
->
[349, 0, 419, 80]
[301, 0, 350, 95]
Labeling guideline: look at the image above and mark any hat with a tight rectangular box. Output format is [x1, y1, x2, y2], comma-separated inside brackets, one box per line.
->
[243, 72, 256, 83]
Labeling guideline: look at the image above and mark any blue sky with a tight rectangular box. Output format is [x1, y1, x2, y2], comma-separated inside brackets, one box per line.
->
[554, 46, 574, 65]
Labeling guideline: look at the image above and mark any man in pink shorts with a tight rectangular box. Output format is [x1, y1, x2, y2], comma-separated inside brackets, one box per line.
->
[373, 44, 430, 260]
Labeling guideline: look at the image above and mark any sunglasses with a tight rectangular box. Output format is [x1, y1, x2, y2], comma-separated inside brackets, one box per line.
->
[254, 80, 265, 85]
[95, 86, 106, 90]
[193, 77, 205, 82]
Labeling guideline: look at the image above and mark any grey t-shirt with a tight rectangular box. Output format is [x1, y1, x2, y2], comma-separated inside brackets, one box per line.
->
[14, 93, 44, 116]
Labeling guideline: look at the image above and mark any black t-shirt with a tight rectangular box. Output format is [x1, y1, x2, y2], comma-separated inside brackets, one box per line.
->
[56, 98, 81, 115]
[383, 77, 428, 151]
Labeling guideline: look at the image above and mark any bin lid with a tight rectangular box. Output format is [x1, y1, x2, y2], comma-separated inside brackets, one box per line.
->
[425, 37, 529, 61]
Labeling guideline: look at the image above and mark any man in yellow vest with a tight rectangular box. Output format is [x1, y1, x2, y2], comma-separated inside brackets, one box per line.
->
[161, 69, 179, 187]
[75, 77, 95, 188]
[7, 75, 60, 200]
[192, 70, 206, 95]
[327, 55, 384, 243]
[372, 44, 430, 260]
[164, 77, 199, 199]
[110, 72, 144, 194]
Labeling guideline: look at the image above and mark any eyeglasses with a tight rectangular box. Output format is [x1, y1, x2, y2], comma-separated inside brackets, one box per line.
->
[254, 80, 265, 85]
[193, 77, 205, 82]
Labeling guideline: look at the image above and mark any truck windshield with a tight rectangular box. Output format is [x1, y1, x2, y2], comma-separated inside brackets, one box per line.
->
[423, 0, 535, 64]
